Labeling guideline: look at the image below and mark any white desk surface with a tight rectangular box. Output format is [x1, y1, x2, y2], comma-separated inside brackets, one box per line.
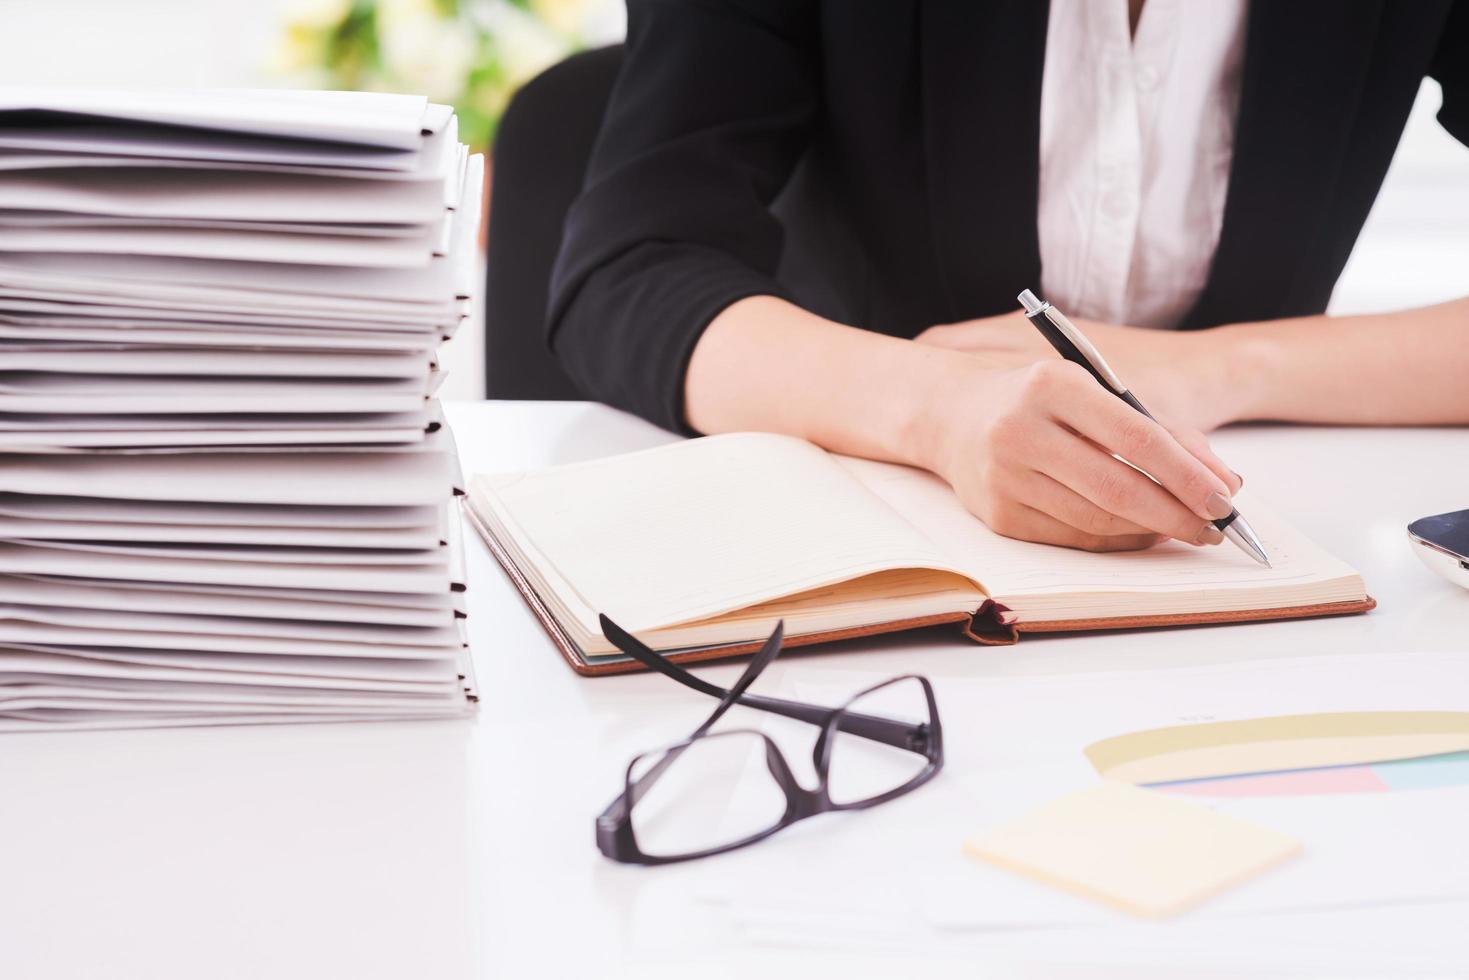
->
[4, 400, 1468, 979]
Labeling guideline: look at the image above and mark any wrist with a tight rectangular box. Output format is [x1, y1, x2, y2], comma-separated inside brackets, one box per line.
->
[1197, 322, 1280, 425]
[901, 347, 993, 477]
[1210, 323, 1280, 423]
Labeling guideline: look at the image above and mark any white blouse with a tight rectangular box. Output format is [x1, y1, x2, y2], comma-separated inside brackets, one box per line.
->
[1037, 0, 1250, 329]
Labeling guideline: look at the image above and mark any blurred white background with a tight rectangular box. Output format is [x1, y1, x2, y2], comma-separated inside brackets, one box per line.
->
[0, 0, 1464, 401]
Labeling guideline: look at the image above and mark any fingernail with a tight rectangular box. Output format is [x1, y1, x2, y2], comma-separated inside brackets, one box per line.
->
[1205, 491, 1234, 520]
[1231, 470, 1244, 489]
[1196, 524, 1225, 546]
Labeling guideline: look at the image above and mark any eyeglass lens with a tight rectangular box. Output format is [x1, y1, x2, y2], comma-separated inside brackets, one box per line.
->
[628, 730, 787, 858]
[825, 676, 934, 806]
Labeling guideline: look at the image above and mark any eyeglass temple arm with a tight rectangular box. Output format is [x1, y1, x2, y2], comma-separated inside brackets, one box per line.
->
[599, 615, 924, 752]
[688, 619, 785, 739]
[613, 621, 786, 817]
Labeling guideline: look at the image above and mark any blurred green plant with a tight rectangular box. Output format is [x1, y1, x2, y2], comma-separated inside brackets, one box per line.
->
[270, 0, 621, 149]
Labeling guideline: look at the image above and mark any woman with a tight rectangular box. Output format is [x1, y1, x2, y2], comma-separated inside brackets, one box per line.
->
[547, 0, 1469, 552]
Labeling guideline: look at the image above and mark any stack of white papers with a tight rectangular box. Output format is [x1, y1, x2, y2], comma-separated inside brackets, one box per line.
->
[0, 89, 480, 731]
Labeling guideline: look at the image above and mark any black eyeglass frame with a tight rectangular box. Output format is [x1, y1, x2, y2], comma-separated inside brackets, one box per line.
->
[595, 615, 944, 866]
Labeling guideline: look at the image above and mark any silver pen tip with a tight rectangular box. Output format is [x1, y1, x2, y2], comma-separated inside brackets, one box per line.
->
[1018, 289, 1047, 316]
[1222, 514, 1272, 567]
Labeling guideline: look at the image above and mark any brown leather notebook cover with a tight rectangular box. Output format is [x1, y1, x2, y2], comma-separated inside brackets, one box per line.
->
[467, 507, 1377, 678]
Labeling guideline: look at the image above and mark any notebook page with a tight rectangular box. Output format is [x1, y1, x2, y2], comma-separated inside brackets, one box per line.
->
[472, 432, 971, 634]
[835, 457, 1362, 620]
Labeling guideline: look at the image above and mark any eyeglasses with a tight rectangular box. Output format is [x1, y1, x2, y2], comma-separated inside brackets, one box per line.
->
[595, 615, 944, 865]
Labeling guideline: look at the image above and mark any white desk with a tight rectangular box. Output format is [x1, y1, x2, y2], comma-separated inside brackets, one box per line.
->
[4, 401, 1468, 979]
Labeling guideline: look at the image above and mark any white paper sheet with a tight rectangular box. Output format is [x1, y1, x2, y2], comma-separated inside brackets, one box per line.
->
[0, 88, 434, 148]
[0, 684, 465, 711]
[0, 294, 450, 328]
[0, 543, 453, 593]
[0, 136, 418, 173]
[0, 223, 444, 266]
[15, 537, 448, 567]
[0, 322, 444, 351]
[0, 167, 446, 223]
[0, 448, 459, 504]
[0, 669, 458, 702]
[0, 272, 460, 313]
[0, 211, 437, 238]
[0, 494, 440, 528]
[0, 425, 429, 449]
[0, 393, 428, 416]
[0, 601, 459, 645]
[0, 646, 458, 687]
[0, 575, 455, 627]
[0, 408, 435, 430]
[0, 515, 443, 548]
[0, 374, 430, 415]
[0, 644, 459, 683]
[0, 620, 461, 660]
[0, 708, 464, 732]
[0, 347, 431, 377]
[44, 429, 451, 456]
[0, 111, 455, 177]
[0, 253, 464, 307]
[19, 573, 465, 611]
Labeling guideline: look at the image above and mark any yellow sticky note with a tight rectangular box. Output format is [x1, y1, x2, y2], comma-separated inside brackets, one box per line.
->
[962, 781, 1301, 918]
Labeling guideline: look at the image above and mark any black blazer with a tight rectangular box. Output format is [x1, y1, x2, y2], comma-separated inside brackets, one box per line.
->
[548, 0, 1469, 434]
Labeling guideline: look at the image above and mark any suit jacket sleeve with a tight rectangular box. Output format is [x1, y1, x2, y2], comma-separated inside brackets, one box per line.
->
[546, 0, 819, 434]
[1432, 0, 1469, 146]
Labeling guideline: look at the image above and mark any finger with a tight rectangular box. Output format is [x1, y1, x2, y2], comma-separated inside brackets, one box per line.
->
[1045, 367, 1235, 522]
[984, 500, 1162, 553]
[1035, 425, 1228, 544]
[1169, 426, 1244, 495]
[1008, 468, 1159, 539]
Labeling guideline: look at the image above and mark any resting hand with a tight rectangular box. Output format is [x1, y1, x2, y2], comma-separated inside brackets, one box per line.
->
[919, 358, 1245, 553]
[915, 311, 1242, 433]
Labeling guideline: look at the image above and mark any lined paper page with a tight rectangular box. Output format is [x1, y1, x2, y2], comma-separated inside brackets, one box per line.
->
[473, 433, 968, 634]
[836, 457, 1363, 620]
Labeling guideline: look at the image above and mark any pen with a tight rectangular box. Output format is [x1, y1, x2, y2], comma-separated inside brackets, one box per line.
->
[1016, 288, 1272, 567]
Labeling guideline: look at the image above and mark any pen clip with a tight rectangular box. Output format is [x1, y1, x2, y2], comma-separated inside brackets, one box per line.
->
[1017, 290, 1128, 395]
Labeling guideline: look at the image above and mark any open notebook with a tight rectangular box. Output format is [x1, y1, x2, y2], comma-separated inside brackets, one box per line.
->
[467, 433, 1372, 675]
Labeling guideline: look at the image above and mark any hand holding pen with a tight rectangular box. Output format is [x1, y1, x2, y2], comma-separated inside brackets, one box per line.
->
[1017, 289, 1269, 565]
[908, 301, 1250, 556]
